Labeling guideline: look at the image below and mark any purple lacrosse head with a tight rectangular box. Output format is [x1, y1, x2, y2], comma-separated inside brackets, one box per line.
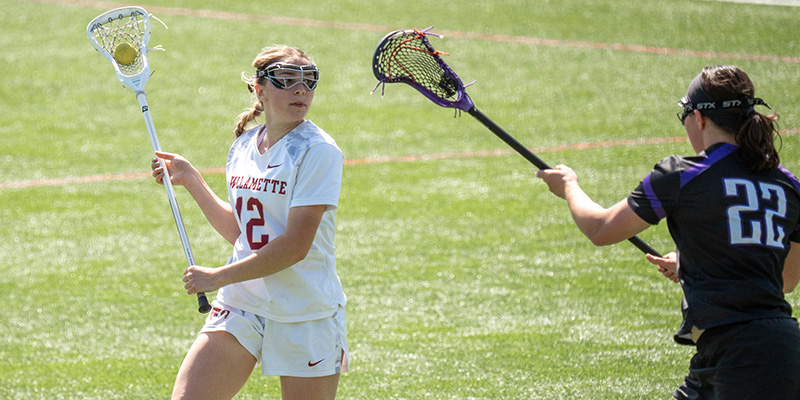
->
[372, 27, 475, 112]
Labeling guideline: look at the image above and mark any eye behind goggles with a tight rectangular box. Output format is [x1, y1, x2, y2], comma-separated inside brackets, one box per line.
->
[256, 62, 319, 91]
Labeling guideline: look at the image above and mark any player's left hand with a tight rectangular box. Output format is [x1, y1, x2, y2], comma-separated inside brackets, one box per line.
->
[183, 265, 221, 294]
[646, 252, 679, 283]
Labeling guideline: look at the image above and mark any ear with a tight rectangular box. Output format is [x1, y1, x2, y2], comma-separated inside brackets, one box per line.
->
[254, 84, 268, 102]
[694, 110, 706, 130]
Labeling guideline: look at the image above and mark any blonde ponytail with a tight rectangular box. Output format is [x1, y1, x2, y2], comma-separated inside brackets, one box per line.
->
[233, 100, 264, 138]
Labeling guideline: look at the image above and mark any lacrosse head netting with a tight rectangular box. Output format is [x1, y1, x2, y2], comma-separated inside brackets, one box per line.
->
[87, 6, 156, 92]
[372, 27, 475, 112]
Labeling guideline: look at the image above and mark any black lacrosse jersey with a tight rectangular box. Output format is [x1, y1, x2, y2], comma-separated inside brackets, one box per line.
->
[628, 142, 800, 330]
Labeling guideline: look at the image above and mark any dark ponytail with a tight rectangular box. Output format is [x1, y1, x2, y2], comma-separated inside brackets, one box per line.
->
[701, 65, 780, 171]
[735, 111, 780, 171]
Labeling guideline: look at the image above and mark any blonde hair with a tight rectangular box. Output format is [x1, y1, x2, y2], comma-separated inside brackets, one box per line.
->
[233, 45, 313, 138]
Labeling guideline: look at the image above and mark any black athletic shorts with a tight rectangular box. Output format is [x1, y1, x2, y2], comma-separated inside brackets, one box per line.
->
[673, 317, 800, 400]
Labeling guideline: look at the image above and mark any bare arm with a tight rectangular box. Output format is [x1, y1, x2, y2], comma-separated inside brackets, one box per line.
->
[536, 165, 651, 246]
[152, 151, 240, 244]
[181, 205, 326, 294]
[784, 242, 800, 293]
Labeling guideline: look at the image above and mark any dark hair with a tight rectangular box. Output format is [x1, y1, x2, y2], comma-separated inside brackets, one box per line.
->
[700, 65, 780, 171]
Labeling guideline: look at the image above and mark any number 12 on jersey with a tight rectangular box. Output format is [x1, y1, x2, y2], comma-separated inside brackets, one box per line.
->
[235, 196, 270, 250]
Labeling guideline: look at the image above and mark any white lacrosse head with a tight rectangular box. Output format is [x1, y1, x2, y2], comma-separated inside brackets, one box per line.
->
[87, 6, 153, 92]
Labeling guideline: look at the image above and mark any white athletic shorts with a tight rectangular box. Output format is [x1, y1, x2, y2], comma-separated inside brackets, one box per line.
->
[200, 300, 349, 378]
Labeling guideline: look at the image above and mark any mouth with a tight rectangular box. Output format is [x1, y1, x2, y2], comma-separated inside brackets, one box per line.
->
[290, 102, 306, 108]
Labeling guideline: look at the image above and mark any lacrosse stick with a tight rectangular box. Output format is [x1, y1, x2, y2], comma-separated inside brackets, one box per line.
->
[87, 6, 211, 313]
[372, 27, 661, 257]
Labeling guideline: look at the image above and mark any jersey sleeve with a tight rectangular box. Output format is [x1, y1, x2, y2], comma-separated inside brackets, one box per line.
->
[790, 209, 800, 243]
[782, 166, 800, 243]
[627, 156, 683, 225]
[291, 143, 343, 210]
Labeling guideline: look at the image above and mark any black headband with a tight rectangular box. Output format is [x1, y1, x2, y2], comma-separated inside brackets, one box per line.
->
[678, 72, 770, 121]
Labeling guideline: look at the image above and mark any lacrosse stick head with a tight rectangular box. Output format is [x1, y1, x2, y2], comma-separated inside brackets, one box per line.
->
[372, 28, 475, 112]
[87, 6, 153, 92]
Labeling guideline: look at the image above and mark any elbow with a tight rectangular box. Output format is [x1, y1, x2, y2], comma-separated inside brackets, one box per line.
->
[584, 230, 620, 247]
[278, 227, 317, 265]
[287, 250, 308, 265]
[784, 283, 797, 294]
[576, 217, 620, 247]
[289, 242, 314, 265]
[588, 236, 617, 247]
[783, 273, 800, 294]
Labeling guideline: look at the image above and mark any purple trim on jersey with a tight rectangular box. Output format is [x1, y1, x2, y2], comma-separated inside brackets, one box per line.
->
[642, 173, 666, 219]
[680, 143, 738, 188]
[778, 164, 800, 235]
[779, 164, 800, 194]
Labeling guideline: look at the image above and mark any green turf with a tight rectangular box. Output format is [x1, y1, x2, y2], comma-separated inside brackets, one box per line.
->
[2, 0, 799, 398]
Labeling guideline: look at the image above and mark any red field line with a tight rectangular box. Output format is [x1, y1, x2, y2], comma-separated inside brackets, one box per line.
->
[0, 137, 684, 189]
[6, 1, 797, 190]
[342, 136, 691, 166]
[5, 128, 800, 189]
[2, 131, 798, 190]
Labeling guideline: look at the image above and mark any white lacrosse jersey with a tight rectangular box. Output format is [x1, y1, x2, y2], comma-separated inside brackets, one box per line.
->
[216, 120, 346, 323]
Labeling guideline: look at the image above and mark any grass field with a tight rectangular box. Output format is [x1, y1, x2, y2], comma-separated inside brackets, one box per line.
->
[2, 0, 800, 398]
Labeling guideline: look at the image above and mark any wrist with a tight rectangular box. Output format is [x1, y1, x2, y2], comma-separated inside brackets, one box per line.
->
[562, 180, 583, 200]
[182, 168, 206, 193]
[215, 253, 257, 288]
[214, 263, 234, 288]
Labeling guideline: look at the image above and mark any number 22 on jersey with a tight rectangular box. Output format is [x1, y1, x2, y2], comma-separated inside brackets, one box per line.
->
[725, 178, 787, 248]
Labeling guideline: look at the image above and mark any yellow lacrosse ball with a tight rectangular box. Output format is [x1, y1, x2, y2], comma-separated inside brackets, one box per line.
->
[113, 43, 137, 65]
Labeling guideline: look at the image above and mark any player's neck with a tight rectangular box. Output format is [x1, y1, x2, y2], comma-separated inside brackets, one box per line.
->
[259, 120, 303, 153]
[693, 114, 737, 152]
[702, 127, 737, 150]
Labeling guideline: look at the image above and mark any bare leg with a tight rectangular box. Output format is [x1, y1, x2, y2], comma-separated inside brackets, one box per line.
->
[172, 332, 257, 400]
[280, 374, 340, 400]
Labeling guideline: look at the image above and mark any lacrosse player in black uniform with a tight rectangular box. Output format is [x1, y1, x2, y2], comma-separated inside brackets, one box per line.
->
[536, 65, 800, 399]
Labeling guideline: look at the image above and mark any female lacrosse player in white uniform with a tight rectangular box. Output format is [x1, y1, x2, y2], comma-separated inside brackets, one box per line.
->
[151, 45, 347, 400]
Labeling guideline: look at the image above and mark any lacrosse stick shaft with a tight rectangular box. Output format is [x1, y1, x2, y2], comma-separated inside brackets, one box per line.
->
[467, 107, 552, 170]
[136, 92, 212, 313]
[466, 107, 662, 257]
[626, 236, 662, 257]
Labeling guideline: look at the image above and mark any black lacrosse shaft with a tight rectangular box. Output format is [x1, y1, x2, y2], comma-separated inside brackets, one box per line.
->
[467, 107, 552, 170]
[466, 107, 662, 257]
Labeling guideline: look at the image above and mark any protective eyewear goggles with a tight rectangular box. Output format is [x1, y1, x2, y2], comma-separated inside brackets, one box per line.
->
[676, 97, 693, 124]
[257, 62, 319, 91]
[676, 96, 770, 125]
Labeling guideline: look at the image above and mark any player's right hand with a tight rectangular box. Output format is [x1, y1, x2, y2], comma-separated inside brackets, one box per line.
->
[151, 151, 194, 187]
[535, 164, 579, 200]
